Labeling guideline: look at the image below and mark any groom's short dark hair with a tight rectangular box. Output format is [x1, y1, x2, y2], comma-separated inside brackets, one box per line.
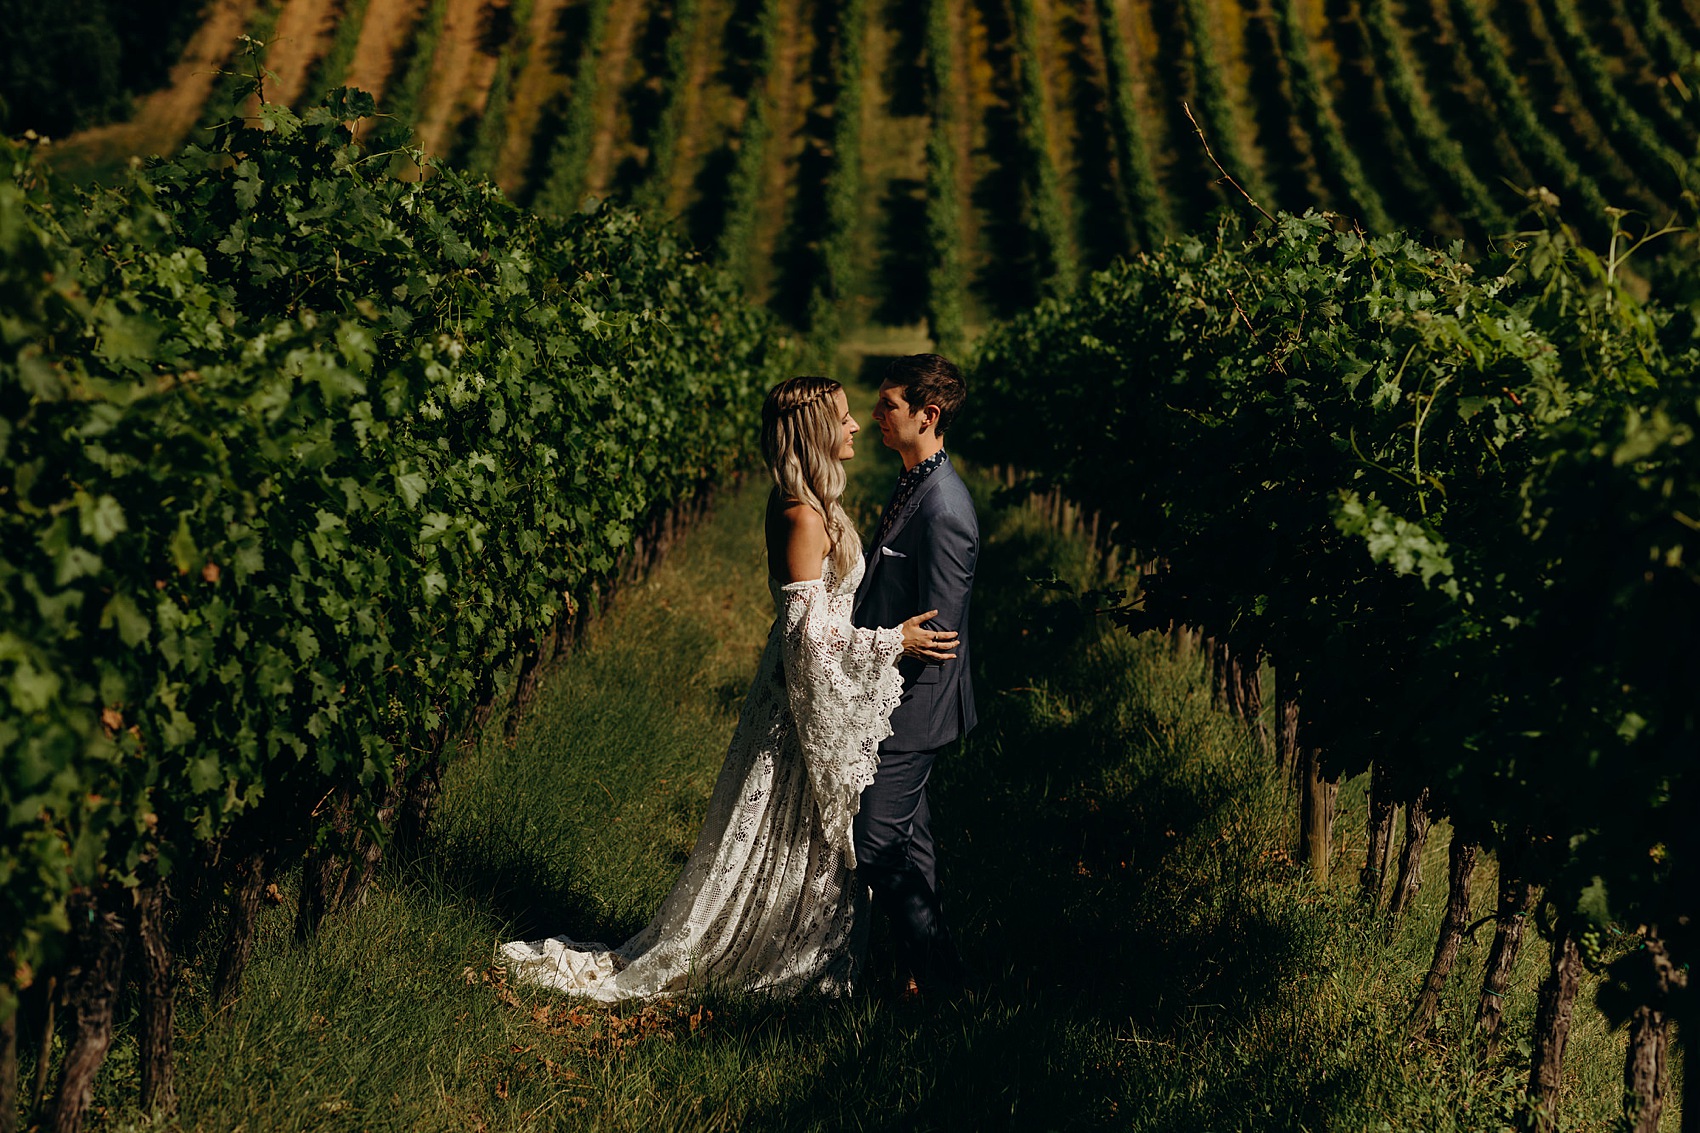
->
[882, 354, 966, 438]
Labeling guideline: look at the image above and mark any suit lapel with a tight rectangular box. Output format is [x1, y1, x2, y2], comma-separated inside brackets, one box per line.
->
[856, 461, 954, 610]
[879, 462, 950, 549]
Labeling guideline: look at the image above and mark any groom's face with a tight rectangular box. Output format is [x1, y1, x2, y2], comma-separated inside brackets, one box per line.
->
[872, 381, 933, 452]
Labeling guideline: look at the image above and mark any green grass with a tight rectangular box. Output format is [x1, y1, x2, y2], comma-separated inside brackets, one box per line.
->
[50, 379, 1679, 1131]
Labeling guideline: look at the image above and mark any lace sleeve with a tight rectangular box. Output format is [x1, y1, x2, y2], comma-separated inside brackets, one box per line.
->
[778, 579, 905, 867]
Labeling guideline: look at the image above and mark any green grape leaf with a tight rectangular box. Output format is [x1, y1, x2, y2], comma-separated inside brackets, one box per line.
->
[99, 593, 151, 646]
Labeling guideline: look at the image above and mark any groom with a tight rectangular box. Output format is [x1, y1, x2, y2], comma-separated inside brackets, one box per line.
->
[852, 353, 978, 996]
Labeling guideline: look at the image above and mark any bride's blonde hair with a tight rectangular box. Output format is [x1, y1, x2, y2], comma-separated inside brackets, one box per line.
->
[761, 376, 860, 579]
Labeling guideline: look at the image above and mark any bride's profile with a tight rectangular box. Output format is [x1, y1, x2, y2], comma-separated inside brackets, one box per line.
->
[498, 375, 957, 1001]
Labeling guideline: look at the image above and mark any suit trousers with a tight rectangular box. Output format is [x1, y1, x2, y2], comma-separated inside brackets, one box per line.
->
[853, 746, 961, 988]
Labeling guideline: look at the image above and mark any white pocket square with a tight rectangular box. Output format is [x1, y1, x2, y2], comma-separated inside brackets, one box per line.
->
[879, 546, 907, 558]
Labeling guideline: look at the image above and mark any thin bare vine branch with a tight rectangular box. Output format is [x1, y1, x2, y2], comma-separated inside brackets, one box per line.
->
[1182, 100, 1276, 225]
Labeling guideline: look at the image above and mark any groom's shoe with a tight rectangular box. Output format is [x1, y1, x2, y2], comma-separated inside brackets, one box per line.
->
[915, 932, 965, 997]
[880, 873, 964, 998]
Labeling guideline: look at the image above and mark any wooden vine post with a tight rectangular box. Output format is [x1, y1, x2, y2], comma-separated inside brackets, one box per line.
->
[297, 792, 354, 943]
[1211, 638, 1232, 707]
[1237, 648, 1265, 749]
[1280, 677, 1335, 883]
[1297, 743, 1337, 883]
[1622, 999, 1668, 1133]
[1273, 683, 1298, 775]
[31, 978, 56, 1111]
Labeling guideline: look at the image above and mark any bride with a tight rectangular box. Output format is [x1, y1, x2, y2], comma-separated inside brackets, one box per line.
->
[498, 376, 957, 1001]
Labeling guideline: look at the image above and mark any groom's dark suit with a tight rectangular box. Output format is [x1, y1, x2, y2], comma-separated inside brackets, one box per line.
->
[851, 453, 978, 987]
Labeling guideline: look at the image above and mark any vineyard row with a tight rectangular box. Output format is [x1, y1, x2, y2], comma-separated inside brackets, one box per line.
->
[963, 208, 1697, 1133]
[0, 84, 787, 1129]
[33, 0, 1700, 338]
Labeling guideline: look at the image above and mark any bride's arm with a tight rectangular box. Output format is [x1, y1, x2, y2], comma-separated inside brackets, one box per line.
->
[777, 557, 903, 866]
[766, 494, 828, 584]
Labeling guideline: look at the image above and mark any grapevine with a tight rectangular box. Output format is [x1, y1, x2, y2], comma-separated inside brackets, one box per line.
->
[0, 81, 787, 1122]
[961, 208, 1695, 1128]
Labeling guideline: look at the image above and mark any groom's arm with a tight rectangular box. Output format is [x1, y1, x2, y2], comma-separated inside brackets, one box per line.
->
[913, 493, 978, 664]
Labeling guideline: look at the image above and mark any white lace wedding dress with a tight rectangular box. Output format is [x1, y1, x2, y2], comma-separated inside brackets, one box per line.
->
[498, 554, 904, 1002]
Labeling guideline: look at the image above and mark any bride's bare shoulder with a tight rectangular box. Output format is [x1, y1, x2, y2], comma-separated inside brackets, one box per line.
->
[765, 492, 827, 582]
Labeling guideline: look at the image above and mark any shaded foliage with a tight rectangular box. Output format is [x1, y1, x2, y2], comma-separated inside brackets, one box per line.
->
[0, 0, 202, 136]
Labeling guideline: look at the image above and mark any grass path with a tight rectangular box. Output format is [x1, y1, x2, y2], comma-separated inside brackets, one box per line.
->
[68, 373, 1671, 1130]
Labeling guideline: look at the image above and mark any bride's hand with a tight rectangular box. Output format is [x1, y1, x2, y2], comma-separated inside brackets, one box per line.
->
[900, 610, 958, 662]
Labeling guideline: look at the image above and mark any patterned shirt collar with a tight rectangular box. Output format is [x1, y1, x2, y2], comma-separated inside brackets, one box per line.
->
[876, 450, 949, 543]
[902, 449, 949, 485]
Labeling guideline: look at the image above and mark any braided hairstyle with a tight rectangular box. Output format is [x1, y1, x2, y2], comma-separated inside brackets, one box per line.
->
[760, 376, 860, 580]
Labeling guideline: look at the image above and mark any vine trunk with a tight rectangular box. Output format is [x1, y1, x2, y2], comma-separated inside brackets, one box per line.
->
[1360, 761, 1396, 906]
[1476, 846, 1538, 1050]
[1, 1004, 15, 1133]
[1386, 788, 1431, 918]
[134, 873, 176, 1116]
[47, 886, 128, 1133]
[1409, 837, 1478, 1037]
[1527, 928, 1583, 1133]
[213, 847, 272, 1008]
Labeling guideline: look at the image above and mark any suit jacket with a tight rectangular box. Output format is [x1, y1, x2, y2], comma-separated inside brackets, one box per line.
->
[852, 456, 979, 751]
